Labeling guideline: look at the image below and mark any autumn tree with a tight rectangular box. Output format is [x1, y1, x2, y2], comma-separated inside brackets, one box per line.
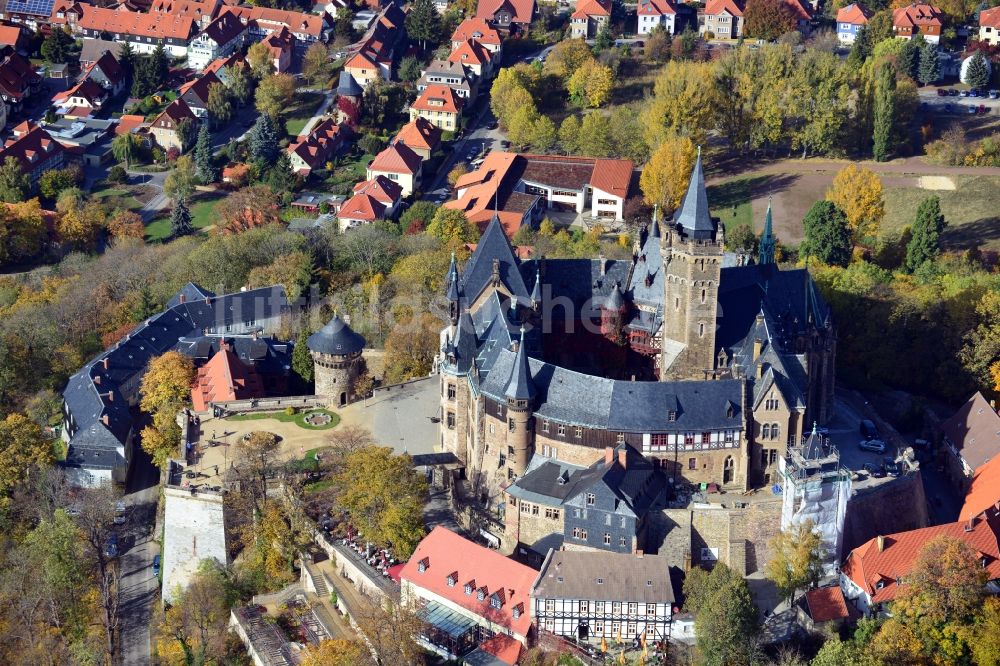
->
[802, 200, 852, 267]
[140, 351, 195, 414]
[447, 163, 468, 186]
[165, 154, 197, 202]
[826, 164, 884, 242]
[334, 446, 428, 558]
[0, 155, 30, 203]
[302, 42, 332, 86]
[300, 639, 369, 666]
[256, 73, 296, 120]
[224, 64, 252, 106]
[567, 59, 613, 108]
[640, 60, 717, 148]
[971, 597, 1000, 666]
[107, 210, 145, 240]
[743, 0, 799, 40]
[217, 184, 282, 233]
[639, 133, 696, 214]
[426, 207, 479, 245]
[765, 520, 824, 604]
[544, 39, 594, 80]
[872, 61, 896, 162]
[234, 431, 282, 514]
[576, 111, 613, 157]
[0, 413, 53, 510]
[57, 200, 105, 251]
[155, 559, 232, 665]
[905, 195, 946, 272]
[383, 312, 444, 384]
[0, 198, 47, 266]
[354, 597, 427, 666]
[559, 115, 580, 153]
[247, 249, 313, 299]
[684, 562, 760, 666]
[112, 132, 142, 168]
[247, 41, 274, 79]
[206, 82, 233, 127]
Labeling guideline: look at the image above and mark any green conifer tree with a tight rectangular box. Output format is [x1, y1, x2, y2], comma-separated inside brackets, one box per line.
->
[194, 124, 217, 184]
[872, 61, 896, 162]
[905, 195, 947, 272]
[404, 0, 442, 50]
[965, 51, 990, 91]
[248, 113, 279, 167]
[170, 198, 193, 238]
[292, 328, 314, 384]
[918, 41, 941, 85]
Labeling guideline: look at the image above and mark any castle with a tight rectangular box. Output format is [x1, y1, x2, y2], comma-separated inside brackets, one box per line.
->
[437, 155, 837, 522]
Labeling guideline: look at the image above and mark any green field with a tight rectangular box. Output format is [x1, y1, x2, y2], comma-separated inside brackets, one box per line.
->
[285, 92, 327, 137]
[93, 186, 143, 212]
[144, 192, 225, 242]
[707, 177, 756, 235]
[882, 175, 1000, 251]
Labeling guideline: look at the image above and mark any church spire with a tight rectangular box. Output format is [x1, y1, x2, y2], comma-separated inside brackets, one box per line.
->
[505, 327, 536, 401]
[674, 146, 715, 240]
[759, 197, 776, 266]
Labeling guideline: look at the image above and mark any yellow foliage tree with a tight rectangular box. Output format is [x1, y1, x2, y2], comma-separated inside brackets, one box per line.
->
[140, 351, 195, 414]
[300, 639, 368, 666]
[426, 207, 479, 245]
[544, 38, 595, 81]
[507, 104, 540, 149]
[0, 412, 54, 509]
[57, 201, 104, 251]
[568, 59, 614, 108]
[255, 73, 296, 119]
[107, 210, 146, 240]
[640, 60, 718, 149]
[140, 408, 182, 469]
[639, 133, 697, 214]
[0, 198, 46, 265]
[247, 41, 274, 79]
[826, 164, 884, 242]
[383, 312, 444, 385]
[869, 619, 925, 665]
[763, 520, 824, 605]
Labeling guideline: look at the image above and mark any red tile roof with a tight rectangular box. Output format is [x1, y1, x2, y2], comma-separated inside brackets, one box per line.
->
[448, 39, 493, 67]
[78, 6, 198, 40]
[116, 114, 147, 135]
[264, 25, 296, 56]
[784, 0, 812, 20]
[942, 392, 1000, 472]
[191, 346, 265, 412]
[205, 52, 249, 76]
[837, 2, 870, 24]
[637, 0, 676, 17]
[961, 455, 1000, 522]
[0, 50, 38, 101]
[476, 0, 535, 24]
[400, 527, 537, 638]
[340, 176, 403, 221]
[0, 125, 65, 172]
[180, 70, 222, 106]
[222, 5, 330, 38]
[369, 141, 422, 175]
[981, 6, 1000, 29]
[53, 78, 107, 106]
[149, 0, 221, 21]
[0, 25, 23, 47]
[842, 510, 1000, 605]
[87, 51, 125, 87]
[704, 0, 744, 17]
[479, 635, 522, 666]
[353, 174, 402, 204]
[411, 84, 463, 115]
[287, 117, 343, 173]
[572, 0, 611, 19]
[804, 586, 851, 623]
[451, 18, 502, 46]
[394, 117, 442, 153]
[893, 2, 942, 29]
[153, 98, 197, 127]
[590, 157, 634, 198]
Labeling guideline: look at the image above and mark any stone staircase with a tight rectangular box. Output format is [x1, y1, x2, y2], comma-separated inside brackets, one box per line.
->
[303, 562, 329, 597]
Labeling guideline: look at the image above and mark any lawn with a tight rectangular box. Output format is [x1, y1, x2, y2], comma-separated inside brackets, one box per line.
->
[226, 408, 341, 431]
[707, 177, 755, 235]
[144, 192, 225, 242]
[881, 175, 1000, 251]
[285, 92, 327, 138]
[93, 186, 143, 213]
[323, 151, 375, 196]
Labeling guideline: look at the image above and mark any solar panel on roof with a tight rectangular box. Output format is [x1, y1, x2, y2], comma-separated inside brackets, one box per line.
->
[6, 0, 54, 14]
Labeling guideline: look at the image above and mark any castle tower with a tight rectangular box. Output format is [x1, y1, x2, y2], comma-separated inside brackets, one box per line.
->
[308, 313, 365, 408]
[759, 197, 776, 266]
[661, 149, 725, 380]
[504, 328, 536, 480]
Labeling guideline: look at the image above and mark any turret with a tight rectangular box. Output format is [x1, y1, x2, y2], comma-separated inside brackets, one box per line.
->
[504, 328, 536, 479]
[759, 197, 776, 266]
[308, 313, 366, 407]
[445, 251, 462, 324]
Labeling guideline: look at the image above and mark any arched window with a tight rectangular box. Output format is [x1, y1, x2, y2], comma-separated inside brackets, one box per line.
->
[762, 424, 771, 439]
[772, 423, 781, 441]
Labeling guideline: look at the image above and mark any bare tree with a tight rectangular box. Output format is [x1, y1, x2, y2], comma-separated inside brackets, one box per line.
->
[232, 431, 281, 515]
[73, 483, 123, 664]
[322, 424, 376, 473]
[354, 595, 426, 666]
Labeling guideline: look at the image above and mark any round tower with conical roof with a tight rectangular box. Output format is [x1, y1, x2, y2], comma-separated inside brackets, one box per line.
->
[308, 313, 366, 407]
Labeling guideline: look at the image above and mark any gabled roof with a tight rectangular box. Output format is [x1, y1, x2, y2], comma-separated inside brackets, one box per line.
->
[222, 5, 330, 38]
[0, 125, 64, 171]
[672, 150, 715, 240]
[842, 509, 1000, 605]
[590, 158, 633, 197]
[190, 346, 265, 412]
[115, 114, 146, 135]
[337, 70, 363, 97]
[0, 25, 23, 47]
[400, 526, 537, 638]
[263, 25, 295, 54]
[804, 586, 852, 623]
[394, 116, 442, 153]
[152, 98, 197, 127]
[892, 2, 942, 28]
[837, 2, 870, 24]
[78, 6, 198, 40]
[572, 0, 611, 19]
[448, 39, 493, 67]
[0, 49, 38, 100]
[451, 18, 502, 46]
[476, 0, 535, 23]
[703, 0, 744, 17]
[982, 5, 1000, 29]
[149, 0, 220, 22]
[87, 51, 125, 86]
[532, 549, 675, 604]
[353, 174, 403, 204]
[637, 0, 676, 16]
[202, 9, 245, 45]
[784, 0, 812, 21]
[287, 117, 343, 172]
[941, 392, 1000, 472]
[461, 215, 529, 301]
[961, 454, 1000, 522]
[180, 70, 222, 107]
[369, 140, 422, 175]
[411, 84, 463, 114]
[204, 52, 249, 76]
[54, 78, 107, 106]
[79, 39, 121, 67]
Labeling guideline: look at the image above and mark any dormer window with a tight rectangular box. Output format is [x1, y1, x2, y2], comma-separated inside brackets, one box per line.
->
[668, 411, 677, 422]
[447, 572, 457, 587]
[477, 587, 487, 601]
[464, 582, 473, 595]
[417, 557, 429, 573]
[490, 592, 502, 609]
[876, 580, 885, 590]
[586, 493, 595, 506]
[512, 603, 523, 619]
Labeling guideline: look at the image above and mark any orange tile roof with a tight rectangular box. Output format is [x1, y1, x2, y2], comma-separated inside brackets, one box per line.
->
[78, 6, 198, 40]
[448, 39, 492, 67]
[842, 510, 1000, 605]
[704, 0, 743, 17]
[804, 586, 851, 623]
[394, 116, 442, 153]
[836, 2, 870, 24]
[0, 25, 23, 47]
[451, 18, 502, 46]
[637, 0, 676, 16]
[784, 0, 812, 20]
[479, 635, 522, 666]
[264, 25, 296, 55]
[0, 125, 65, 171]
[191, 347, 265, 412]
[116, 114, 147, 135]
[961, 455, 1000, 521]
[477, 0, 535, 24]
[411, 84, 463, 115]
[353, 175, 402, 204]
[339, 193, 384, 221]
[572, 0, 611, 19]
[149, 0, 221, 22]
[54, 78, 107, 106]
[941, 391, 1000, 472]
[345, 51, 378, 71]
[205, 52, 249, 76]
[590, 157, 634, 198]
[982, 6, 1000, 28]
[400, 527, 537, 637]
[892, 3, 942, 29]
[222, 5, 329, 38]
[369, 141, 422, 175]
[287, 117, 343, 173]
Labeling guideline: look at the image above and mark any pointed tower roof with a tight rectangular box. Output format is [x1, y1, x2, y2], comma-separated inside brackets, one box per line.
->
[307, 313, 366, 355]
[673, 147, 715, 240]
[446, 251, 461, 301]
[504, 328, 536, 401]
[801, 422, 824, 460]
[649, 205, 661, 238]
[759, 196, 776, 266]
[605, 281, 625, 311]
[530, 265, 542, 305]
[461, 215, 529, 301]
[337, 71, 363, 98]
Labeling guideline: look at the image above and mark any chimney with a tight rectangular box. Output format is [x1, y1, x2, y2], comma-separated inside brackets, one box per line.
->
[598, 252, 606, 276]
[102, 357, 109, 370]
[101, 414, 109, 426]
[877, 535, 885, 552]
[618, 447, 627, 469]
[966, 517, 976, 532]
[756, 362, 764, 379]
[94, 375, 101, 385]
[605, 446, 614, 464]
[683, 552, 692, 571]
[753, 337, 762, 361]
[179, 293, 186, 303]
[635, 549, 644, 558]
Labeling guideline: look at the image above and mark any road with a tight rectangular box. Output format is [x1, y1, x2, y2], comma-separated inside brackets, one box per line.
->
[420, 102, 504, 203]
[127, 168, 170, 222]
[119, 443, 161, 666]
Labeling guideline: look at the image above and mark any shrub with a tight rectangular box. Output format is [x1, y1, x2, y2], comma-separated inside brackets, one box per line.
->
[107, 165, 128, 184]
[284, 406, 297, 416]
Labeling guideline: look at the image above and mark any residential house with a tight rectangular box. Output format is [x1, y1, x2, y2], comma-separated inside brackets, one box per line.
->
[150, 98, 198, 151]
[836, 2, 870, 43]
[286, 117, 344, 176]
[0, 122, 66, 189]
[337, 175, 402, 230]
[262, 25, 295, 73]
[409, 84, 463, 131]
[399, 526, 537, 665]
[892, 2, 942, 43]
[0, 25, 27, 52]
[941, 392, 1000, 492]
[79, 40, 121, 69]
[785, 0, 812, 31]
[49, 0, 84, 31]
[76, 8, 199, 57]
[840, 508, 1000, 615]
[221, 6, 333, 51]
[448, 38, 496, 79]
[637, 0, 679, 35]
[476, 0, 535, 32]
[178, 71, 223, 119]
[314, 0, 348, 16]
[115, 114, 147, 137]
[52, 78, 108, 117]
[0, 0, 57, 30]
[366, 140, 423, 197]
[148, 0, 222, 29]
[0, 47, 40, 114]
[417, 59, 478, 100]
[204, 52, 250, 82]
[343, 2, 407, 87]
[451, 18, 503, 57]
[187, 10, 247, 70]
[797, 586, 856, 632]
[531, 549, 674, 646]
[84, 51, 126, 97]
[571, 0, 611, 40]
[700, 0, 744, 39]
[979, 6, 1000, 45]
[394, 116, 441, 160]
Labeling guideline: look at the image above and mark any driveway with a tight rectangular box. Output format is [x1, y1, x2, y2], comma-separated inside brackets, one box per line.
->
[421, 100, 504, 203]
[127, 168, 170, 222]
[338, 378, 440, 457]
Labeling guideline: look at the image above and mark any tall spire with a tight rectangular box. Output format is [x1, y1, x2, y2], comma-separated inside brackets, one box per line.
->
[674, 146, 715, 240]
[446, 251, 461, 301]
[758, 196, 776, 266]
[649, 204, 660, 238]
[530, 265, 542, 307]
[504, 327, 536, 401]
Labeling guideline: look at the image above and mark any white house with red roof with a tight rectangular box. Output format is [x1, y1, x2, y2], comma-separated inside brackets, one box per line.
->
[187, 10, 247, 70]
[448, 39, 496, 80]
[394, 116, 442, 160]
[892, 2, 943, 43]
[637, 0, 679, 35]
[979, 6, 1000, 45]
[409, 84, 464, 131]
[0, 123, 66, 190]
[150, 98, 198, 151]
[400, 526, 538, 665]
[52, 78, 108, 117]
[451, 18, 503, 56]
[571, 0, 611, 39]
[840, 508, 1000, 615]
[700, 0, 744, 39]
[366, 140, 423, 196]
[836, 2, 870, 43]
[338, 175, 403, 230]
[262, 26, 295, 73]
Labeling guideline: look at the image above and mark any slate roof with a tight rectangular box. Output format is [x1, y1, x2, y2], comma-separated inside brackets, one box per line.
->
[460, 216, 529, 302]
[337, 70, 363, 97]
[504, 332, 536, 400]
[520, 258, 629, 313]
[533, 549, 675, 604]
[672, 151, 715, 240]
[941, 392, 1000, 471]
[506, 455, 587, 505]
[307, 313, 365, 355]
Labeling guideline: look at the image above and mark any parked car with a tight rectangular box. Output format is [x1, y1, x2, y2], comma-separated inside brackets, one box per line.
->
[968, 105, 978, 114]
[949, 89, 959, 96]
[990, 90, 999, 99]
[970, 89, 980, 97]
[860, 419, 879, 440]
[960, 90, 969, 97]
[859, 439, 887, 454]
[113, 500, 126, 525]
[863, 462, 886, 478]
[979, 104, 989, 114]
[487, 121, 498, 130]
[152, 554, 160, 577]
[883, 457, 900, 476]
